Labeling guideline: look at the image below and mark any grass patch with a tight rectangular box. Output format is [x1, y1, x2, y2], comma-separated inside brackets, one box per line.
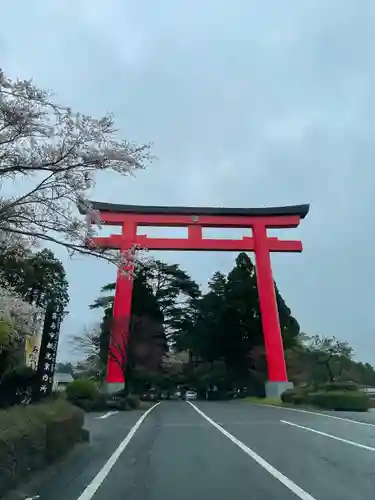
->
[240, 396, 321, 410]
[240, 397, 284, 406]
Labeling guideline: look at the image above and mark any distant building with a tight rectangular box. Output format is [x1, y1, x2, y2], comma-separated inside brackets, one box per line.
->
[53, 372, 74, 392]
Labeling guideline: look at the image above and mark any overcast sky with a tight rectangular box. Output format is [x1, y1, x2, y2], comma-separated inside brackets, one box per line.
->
[1, 1, 375, 365]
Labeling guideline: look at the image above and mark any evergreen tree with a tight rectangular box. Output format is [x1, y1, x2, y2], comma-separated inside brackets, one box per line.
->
[138, 260, 201, 344]
[90, 273, 166, 374]
[0, 245, 69, 378]
[176, 252, 300, 389]
[88, 259, 199, 384]
[91, 260, 201, 366]
[0, 245, 69, 313]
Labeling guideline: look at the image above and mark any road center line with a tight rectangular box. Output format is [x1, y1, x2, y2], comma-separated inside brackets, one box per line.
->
[261, 404, 375, 427]
[188, 402, 317, 500]
[77, 402, 161, 500]
[281, 419, 375, 452]
[97, 411, 119, 419]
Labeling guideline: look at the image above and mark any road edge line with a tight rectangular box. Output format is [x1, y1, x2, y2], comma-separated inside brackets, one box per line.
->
[281, 419, 375, 452]
[188, 402, 317, 500]
[259, 404, 375, 427]
[77, 402, 161, 500]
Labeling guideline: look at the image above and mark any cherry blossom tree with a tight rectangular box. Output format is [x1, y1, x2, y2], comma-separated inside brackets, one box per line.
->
[0, 68, 153, 267]
[0, 281, 43, 377]
[0, 284, 42, 342]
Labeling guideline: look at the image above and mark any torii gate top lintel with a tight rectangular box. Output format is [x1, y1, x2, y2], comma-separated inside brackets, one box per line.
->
[82, 201, 309, 253]
[83, 200, 309, 220]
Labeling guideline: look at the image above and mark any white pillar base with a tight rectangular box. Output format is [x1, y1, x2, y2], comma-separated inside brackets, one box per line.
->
[105, 382, 124, 394]
[265, 381, 294, 398]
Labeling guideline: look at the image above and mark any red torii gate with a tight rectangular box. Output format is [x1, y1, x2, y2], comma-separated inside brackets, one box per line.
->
[84, 201, 309, 396]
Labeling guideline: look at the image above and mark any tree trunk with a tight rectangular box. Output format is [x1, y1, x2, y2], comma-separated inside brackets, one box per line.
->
[123, 366, 130, 396]
[326, 359, 334, 382]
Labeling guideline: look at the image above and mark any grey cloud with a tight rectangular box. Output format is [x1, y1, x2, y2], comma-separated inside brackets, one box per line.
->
[1, 0, 374, 363]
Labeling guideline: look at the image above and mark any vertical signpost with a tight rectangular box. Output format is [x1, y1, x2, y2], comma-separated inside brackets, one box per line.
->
[33, 300, 63, 400]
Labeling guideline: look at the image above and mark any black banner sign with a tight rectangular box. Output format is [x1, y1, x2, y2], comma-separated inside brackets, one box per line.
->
[33, 299, 63, 400]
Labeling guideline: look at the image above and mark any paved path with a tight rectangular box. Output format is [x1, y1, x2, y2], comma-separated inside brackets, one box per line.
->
[16, 401, 375, 500]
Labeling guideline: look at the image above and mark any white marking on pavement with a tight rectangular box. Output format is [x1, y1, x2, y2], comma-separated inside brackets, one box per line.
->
[281, 419, 375, 452]
[96, 411, 119, 419]
[77, 402, 161, 500]
[261, 404, 375, 428]
[188, 402, 317, 500]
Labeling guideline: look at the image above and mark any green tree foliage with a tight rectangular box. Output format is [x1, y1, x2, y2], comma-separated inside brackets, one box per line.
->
[136, 260, 201, 344]
[175, 253, 300, 391]
[55, 362, 74, 374]
[0, 320, 12, 347]
[66, 379, 99, 403]
[286, 334, 375, 387]
[88, 261, 201, 391]
[86, 253, 375, 395]
[190, 360, 232, 396]
[0, 244, 69, 313]
[90, 260, 200, 370]
[90, 272, 165, 371]
[307, 335, 353, 382]
[0, 243, 69, 378]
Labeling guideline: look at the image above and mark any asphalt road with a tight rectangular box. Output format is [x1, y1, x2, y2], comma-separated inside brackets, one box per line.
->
[14, 401, 375, 500]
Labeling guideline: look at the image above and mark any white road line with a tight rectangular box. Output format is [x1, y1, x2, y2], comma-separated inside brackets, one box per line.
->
[96, 411, 119, 419]
[261, 404, 375, 428]
[281, 419, 375, 452]
[188, 402, 317, 500]
[77, 402, 161, 500]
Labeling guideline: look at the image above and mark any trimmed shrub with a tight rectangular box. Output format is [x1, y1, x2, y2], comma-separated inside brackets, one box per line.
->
[0, 409, 45, 495]
[0, 399, 87, 497]
[94, 393, 110, 410]
[281, 386, 370, 412]
[43, 403, 85, 460]
[74, 393, 141, 412]
[317, 381, 360, 392]
[73, 393, 109, 412]
[307, 391, 370, 411]
[290, 392, 306, 405]
[126, 395, 140, 409]
[106, 398, 130, 411]
[281, 387, 310, 405]
[207, 390, 232, 401]
[107, 389, 141, 410]
[73, 398, 98, 412]
[69, 386, 142, 412]
[66, 379, 99, 403]
[281, 389, 298, 403]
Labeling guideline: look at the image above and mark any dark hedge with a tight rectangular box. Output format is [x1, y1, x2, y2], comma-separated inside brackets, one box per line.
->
[0, 399, 87, 497]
